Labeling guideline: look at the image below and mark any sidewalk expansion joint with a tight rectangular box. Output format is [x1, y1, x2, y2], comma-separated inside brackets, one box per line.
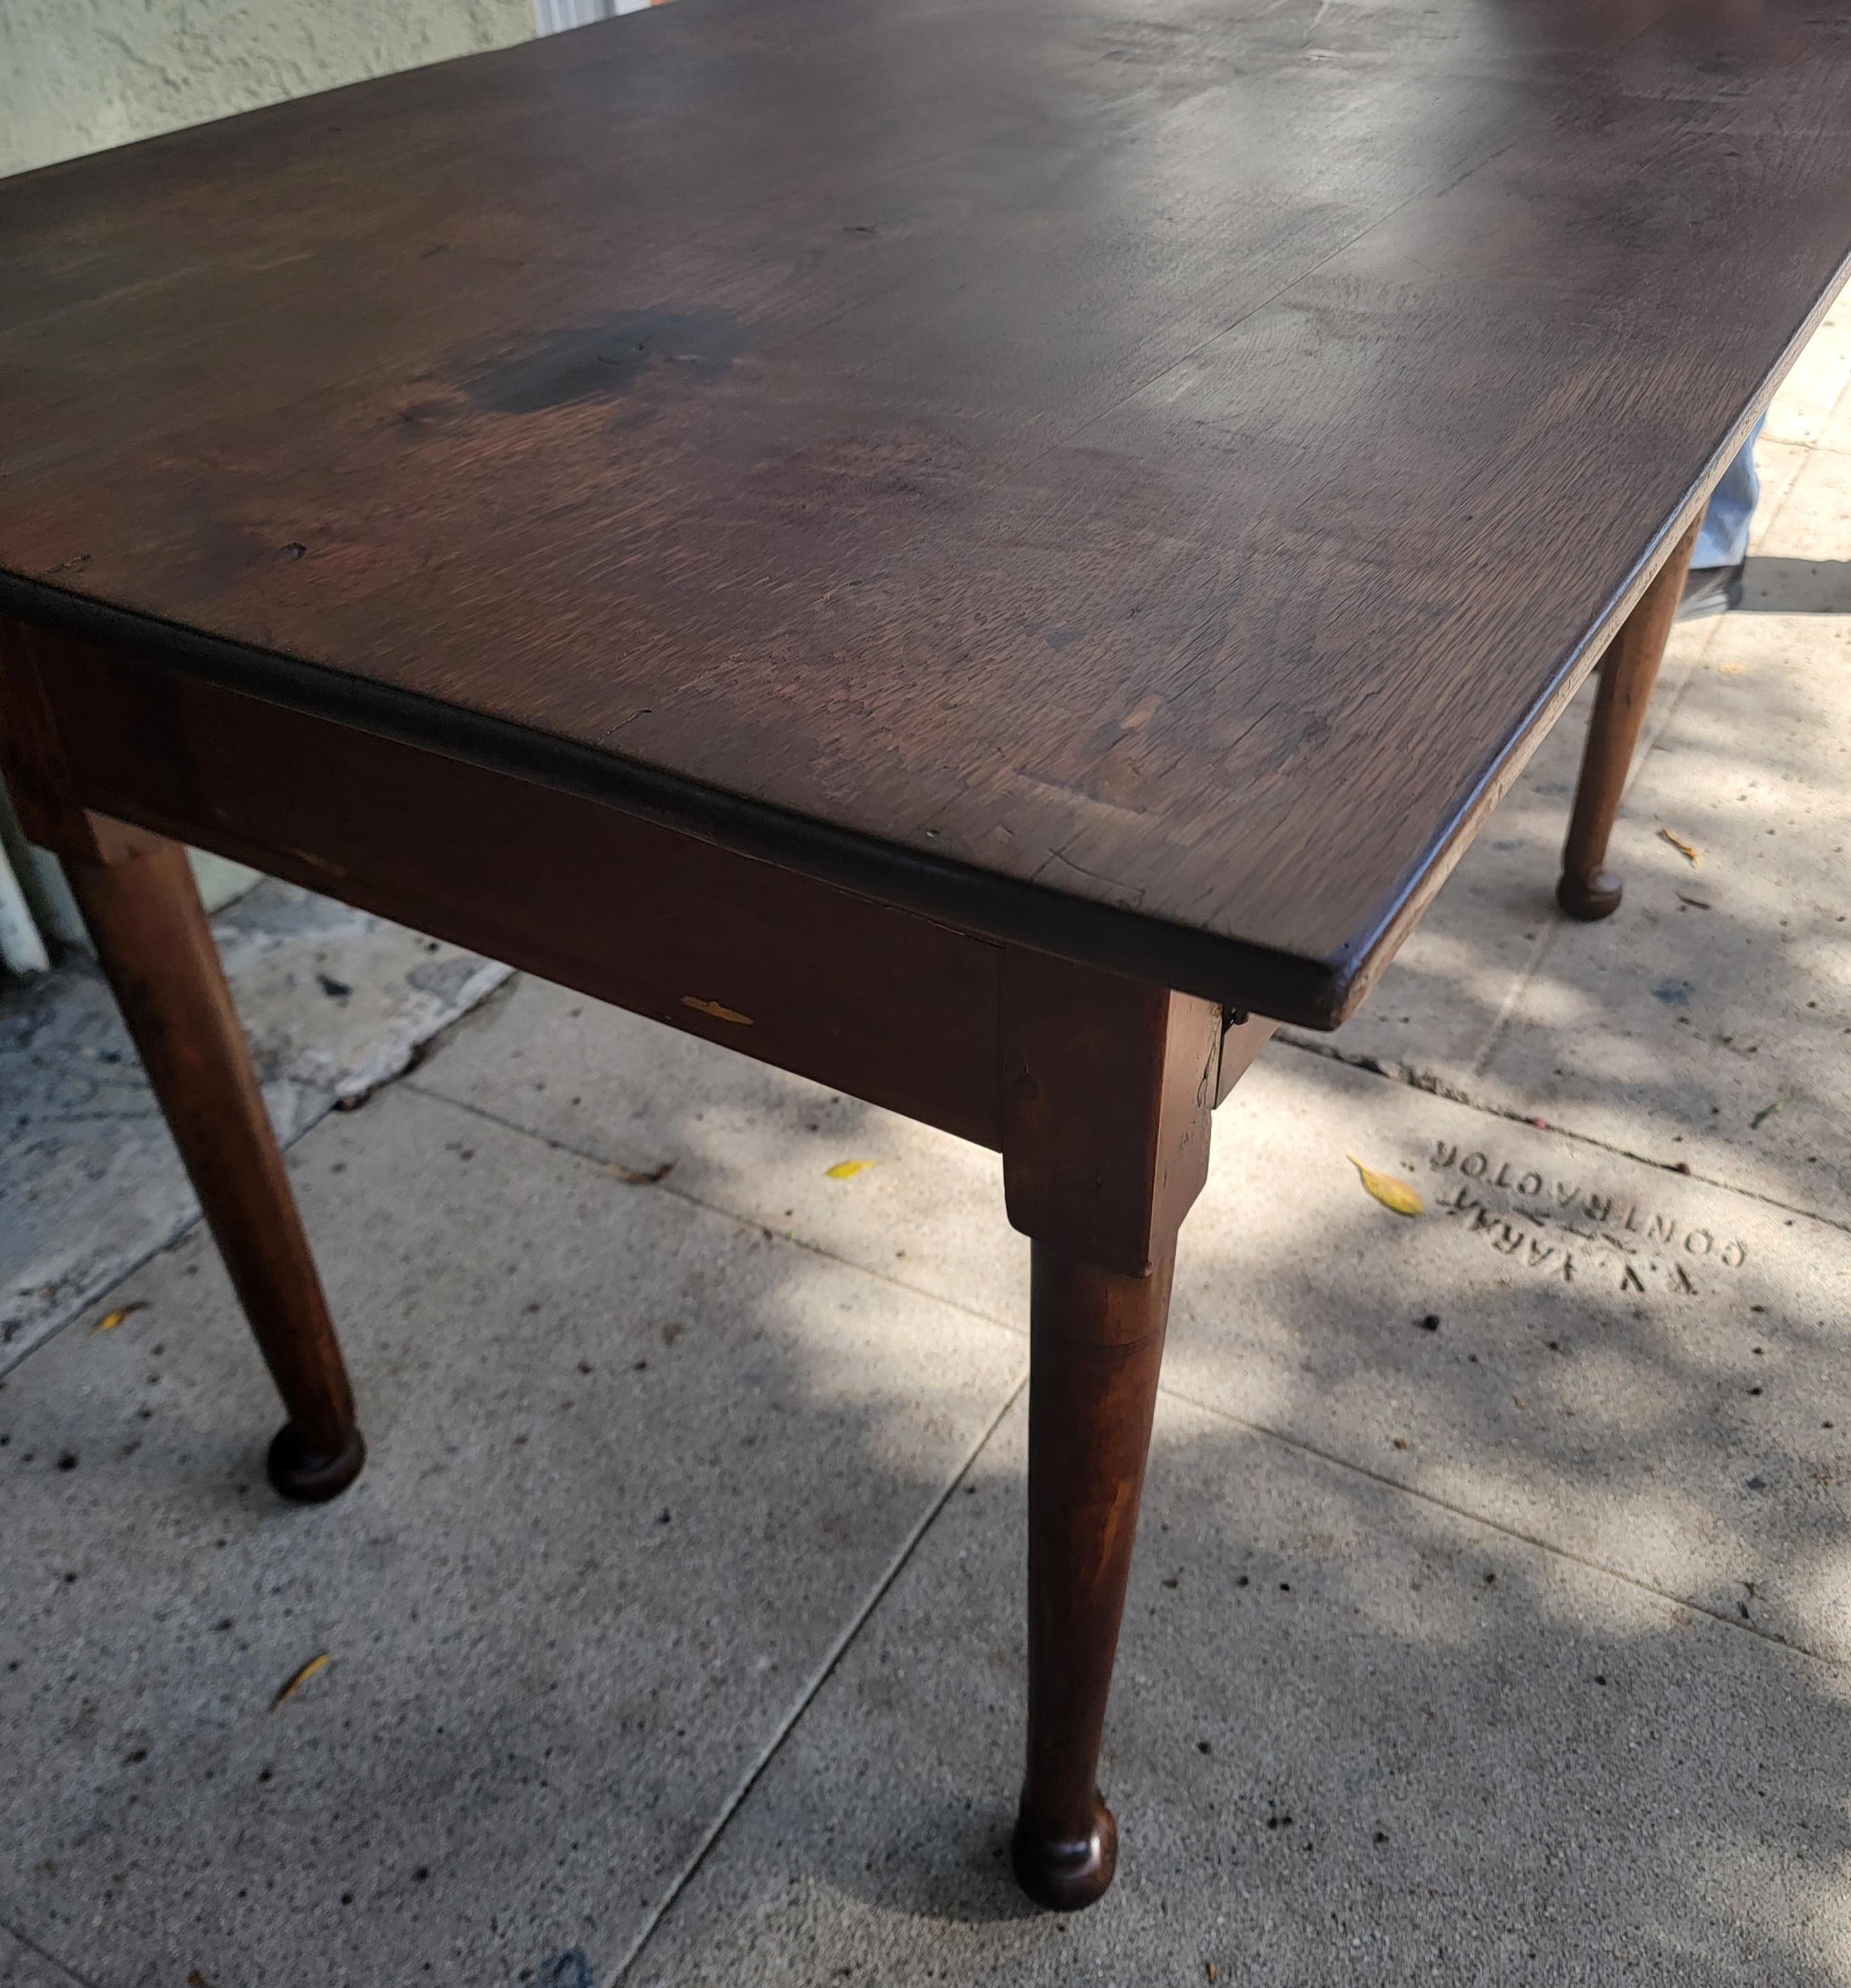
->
[602, 1368, 1028, 1987]
[0, 1916, 106, 1988]
[1156, 1378, 1851, 1675]
[398, 1080, 1036, 1343]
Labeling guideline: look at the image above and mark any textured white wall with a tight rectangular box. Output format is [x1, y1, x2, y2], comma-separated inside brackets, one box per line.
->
[0, 0, 540, 965]
[0, 0, 538, 178]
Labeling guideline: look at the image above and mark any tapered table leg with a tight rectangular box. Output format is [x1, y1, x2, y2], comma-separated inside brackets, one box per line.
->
[1012, 1243, 1171, 1910]
[998, 948, 1228, 1908]
[1557, 516, 1701, 920]
[63, 836, 365, 1501]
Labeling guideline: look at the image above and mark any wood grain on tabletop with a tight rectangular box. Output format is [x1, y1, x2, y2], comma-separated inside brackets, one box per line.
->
[1, 0, 1848, 1023]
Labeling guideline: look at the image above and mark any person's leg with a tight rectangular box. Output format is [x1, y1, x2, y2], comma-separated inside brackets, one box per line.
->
[1682, 418, 1762, 618]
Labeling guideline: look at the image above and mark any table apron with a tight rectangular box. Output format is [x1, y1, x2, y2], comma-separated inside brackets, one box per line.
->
[8, 627, 1015, 1150]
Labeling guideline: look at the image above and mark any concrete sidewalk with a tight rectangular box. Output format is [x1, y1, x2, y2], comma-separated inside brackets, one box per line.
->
[2, 295, 1848, 1987]
[1, 880, 509, 1367]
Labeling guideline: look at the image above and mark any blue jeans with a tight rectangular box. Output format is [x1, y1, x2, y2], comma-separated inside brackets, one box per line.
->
[1694, 418, 1762, 568]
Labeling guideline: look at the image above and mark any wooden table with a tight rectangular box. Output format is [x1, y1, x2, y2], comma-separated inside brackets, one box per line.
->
[3, 0, 1848, 1912]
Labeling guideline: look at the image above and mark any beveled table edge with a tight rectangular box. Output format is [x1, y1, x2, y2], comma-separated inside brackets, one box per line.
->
[0, 574, 1344, 1021]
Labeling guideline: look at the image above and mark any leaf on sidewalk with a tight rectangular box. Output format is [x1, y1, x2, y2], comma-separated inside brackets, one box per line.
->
[1750, 1100, 1783, 1131]
[1347, 1156, 1424, 1217]
[1658, 828, 1700, 865]
[1676, 891, 1712, 909]
[91, 1301, 148, 1334]
[825, 1159, 880, 1180]
[605, 1159, 674, 1185]
[271, 1652, 331, 1711]
[681, 995, 753, 1025]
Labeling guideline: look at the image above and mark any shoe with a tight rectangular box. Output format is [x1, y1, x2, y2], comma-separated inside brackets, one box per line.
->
[1677, 561, 1744, 620]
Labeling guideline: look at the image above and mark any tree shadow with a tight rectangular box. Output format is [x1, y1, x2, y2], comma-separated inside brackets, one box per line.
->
[3, 945, 1850, 1983]
[0, 1064, 1025, 1988]
[680, 1135, 1851, 1983]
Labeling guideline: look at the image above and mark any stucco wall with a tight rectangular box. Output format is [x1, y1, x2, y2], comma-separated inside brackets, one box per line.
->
[0, 0, 538, 179]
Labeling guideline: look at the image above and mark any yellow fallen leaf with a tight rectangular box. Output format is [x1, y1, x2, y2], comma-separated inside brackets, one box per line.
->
[91, 1301, 148, 1334]
[825, 1159, 881, 1180]
[1347, 1156, 1424, 1217]
[271, 1651, 331, 1710]
[1658, 828, 1699, 865]
[681, 995, 753, 1026]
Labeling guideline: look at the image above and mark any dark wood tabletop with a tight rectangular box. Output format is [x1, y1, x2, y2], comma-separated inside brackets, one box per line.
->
[2, 0, 1848, 1026]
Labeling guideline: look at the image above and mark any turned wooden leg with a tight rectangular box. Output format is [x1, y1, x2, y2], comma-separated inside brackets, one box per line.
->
[63, 836, 365, 1501]
[1013, 1243, 1171, 1910]
[999, 947, 1236, 1910]
[1557, 516, 1701, 920]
